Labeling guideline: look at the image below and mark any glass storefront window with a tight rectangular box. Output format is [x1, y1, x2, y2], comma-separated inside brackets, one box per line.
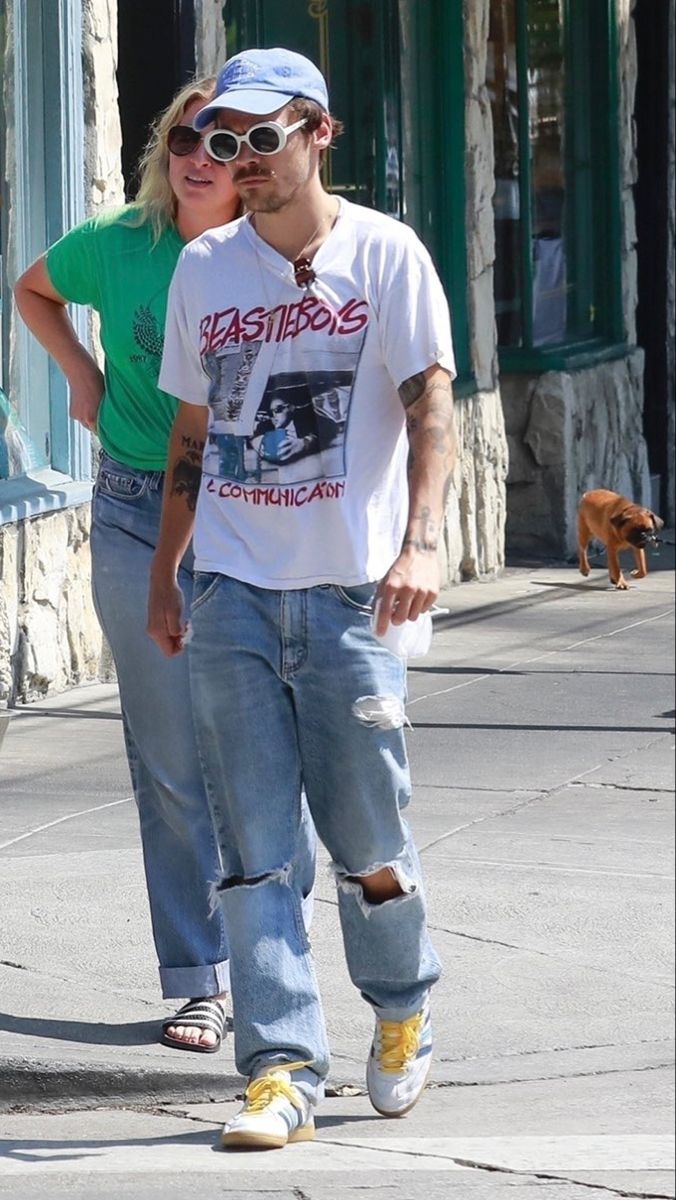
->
[488, 0, 621, 359]
[1, 0, 89, 500]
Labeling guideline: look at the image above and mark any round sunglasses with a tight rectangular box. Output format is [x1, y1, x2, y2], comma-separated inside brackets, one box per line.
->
[203, 117, 308, 163]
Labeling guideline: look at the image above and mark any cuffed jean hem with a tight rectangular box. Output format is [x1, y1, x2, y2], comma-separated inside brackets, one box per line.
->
[159, 959, 231, 1000]
[371, 998, 430, 1021]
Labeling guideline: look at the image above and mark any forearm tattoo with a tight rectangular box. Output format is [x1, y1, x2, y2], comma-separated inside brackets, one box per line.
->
[400, 370, 456, 554]
[403, 506, 439, 554]
[171, 435, 205, 513]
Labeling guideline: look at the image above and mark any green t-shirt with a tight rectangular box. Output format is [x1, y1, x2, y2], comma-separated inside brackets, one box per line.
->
[46, 209, 185, 470]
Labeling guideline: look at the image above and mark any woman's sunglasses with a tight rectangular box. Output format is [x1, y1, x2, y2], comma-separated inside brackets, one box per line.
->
[167, 125, 212, 157]
[203, 118, 308, 163]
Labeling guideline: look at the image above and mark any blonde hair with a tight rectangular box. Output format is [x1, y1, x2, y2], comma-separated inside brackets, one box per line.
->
[132, 76, 238, 242]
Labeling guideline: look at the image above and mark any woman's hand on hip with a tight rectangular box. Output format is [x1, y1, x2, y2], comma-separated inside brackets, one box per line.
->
[68, 359, 104, 432]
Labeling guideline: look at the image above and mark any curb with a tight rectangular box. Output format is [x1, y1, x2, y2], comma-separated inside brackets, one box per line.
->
[0, 1057, 244, 1113]
[0, 1058, 364, 1114]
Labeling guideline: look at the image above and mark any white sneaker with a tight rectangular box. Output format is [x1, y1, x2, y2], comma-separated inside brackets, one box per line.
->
[366, 1002, 432, 1117]
[221, 1061, 316, 1150]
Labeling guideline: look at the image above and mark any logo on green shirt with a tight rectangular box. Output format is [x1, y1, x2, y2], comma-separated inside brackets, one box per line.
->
[133, 305, 164, 361]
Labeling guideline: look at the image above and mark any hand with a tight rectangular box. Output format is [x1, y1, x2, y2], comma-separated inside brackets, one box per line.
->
[68, 360, 104, 432]
[374, 546, 440, 636]
[276, 434, 314, 462]
[147, 566, 187, 658]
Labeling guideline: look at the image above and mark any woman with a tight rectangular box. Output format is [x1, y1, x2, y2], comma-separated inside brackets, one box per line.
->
[14, 78, 315, 1053]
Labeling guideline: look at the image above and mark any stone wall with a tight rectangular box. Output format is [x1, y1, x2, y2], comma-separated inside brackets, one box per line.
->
[447, 0, 508, 583]
[0, 507, 105, 704]
[443, 390, 508, 582]
[195, 0, 227, 75]
[502, 351, 650, 558]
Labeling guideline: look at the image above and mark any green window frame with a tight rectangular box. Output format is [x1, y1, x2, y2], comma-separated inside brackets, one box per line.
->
[223, 0, 472, 390]
[490, 0, 625, 374]
[0, 0, 91, 522]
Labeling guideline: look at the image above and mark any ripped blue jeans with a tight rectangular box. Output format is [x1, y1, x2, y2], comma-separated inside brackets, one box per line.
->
[188, 573, 441, 1087]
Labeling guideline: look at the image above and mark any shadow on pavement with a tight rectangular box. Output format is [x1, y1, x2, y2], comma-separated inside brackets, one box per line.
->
[410, 720, 674, 734]
[0, 1012, 159, 1047]
[7, 709, 122, 722]
[0, 1129, 216, 1164]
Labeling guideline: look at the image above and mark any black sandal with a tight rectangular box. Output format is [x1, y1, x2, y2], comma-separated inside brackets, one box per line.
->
[160, 997, 227, 1054]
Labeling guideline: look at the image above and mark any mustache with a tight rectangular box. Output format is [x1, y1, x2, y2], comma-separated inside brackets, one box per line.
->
[233, 165, 275, 184]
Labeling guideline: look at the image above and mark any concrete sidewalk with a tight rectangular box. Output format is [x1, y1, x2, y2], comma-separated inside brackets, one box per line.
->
[1, 544, 674, 1169]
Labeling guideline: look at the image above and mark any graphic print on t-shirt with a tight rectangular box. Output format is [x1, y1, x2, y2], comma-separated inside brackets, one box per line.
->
[131, 281, 170, 380]
[201, 332, 365, 490]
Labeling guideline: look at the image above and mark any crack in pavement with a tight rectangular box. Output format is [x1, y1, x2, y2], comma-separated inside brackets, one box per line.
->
[570, 783, 674, 795]
[0, 797, 134, 853]
[448, 1156, 674, 1198]
[439, 1036, 674, 1064]
[427, 1062, 673, 1088]
[315, 1138, 674, 1198]
[416, 790, 562, 854]
[416, 731, 675, 859]
[0, 959, 162, 1008]
[428, 924, 674, 991]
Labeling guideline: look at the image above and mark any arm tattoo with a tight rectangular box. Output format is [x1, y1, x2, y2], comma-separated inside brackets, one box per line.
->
[405, 375, 455, 458]
[403, 506, 439, 554]
[171, 438, 204, 514]
[399, 372, 426, 409]
[401, 370, 455, 555]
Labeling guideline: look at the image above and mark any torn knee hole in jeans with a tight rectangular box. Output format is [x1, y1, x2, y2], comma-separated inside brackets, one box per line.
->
[352, 695, 410, 730]
[333, 859, 418, 916]
[209, 864, 292, 910]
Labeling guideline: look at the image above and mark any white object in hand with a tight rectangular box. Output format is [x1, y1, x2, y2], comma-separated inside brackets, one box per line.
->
[371, 601, 433, 659]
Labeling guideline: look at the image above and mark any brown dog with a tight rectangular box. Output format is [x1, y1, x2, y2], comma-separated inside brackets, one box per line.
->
[578, 489, 663, 590]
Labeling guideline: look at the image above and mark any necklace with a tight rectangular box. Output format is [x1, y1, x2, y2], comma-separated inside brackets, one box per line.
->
[252, 200, 339, 290]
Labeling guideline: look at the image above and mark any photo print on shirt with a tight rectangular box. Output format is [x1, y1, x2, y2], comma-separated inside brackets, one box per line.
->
[202, 332, 366, 491]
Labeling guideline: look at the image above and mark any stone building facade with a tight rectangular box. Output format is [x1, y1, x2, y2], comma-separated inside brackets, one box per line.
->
[1, 0, 672, 704]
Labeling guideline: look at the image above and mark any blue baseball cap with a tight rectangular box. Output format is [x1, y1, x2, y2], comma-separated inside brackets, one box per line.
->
[193, 48, 329, 129]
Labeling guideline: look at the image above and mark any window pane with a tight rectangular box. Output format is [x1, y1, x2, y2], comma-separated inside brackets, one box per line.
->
[1, 0, 50, 478]
[528, 0, 567, 346]
[488, 0, 523, 347]
[489, 0, 600, 352]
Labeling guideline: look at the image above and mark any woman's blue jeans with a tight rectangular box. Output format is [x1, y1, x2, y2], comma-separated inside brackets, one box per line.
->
[90, 454, 316, 999]
[188, 572, 441, 1088]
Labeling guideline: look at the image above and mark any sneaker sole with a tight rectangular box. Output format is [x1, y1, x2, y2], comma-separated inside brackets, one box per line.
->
[368, 1060, 432, 1119]
[221, 1123, 315, 1150]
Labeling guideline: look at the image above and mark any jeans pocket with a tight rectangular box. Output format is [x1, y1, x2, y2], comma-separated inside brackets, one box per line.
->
[96, 462, 149, 501]
[331, 582, 377, 613]
[191, 571, 223, 613]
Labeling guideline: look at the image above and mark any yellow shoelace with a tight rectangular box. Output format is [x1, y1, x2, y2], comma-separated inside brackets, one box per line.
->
[243, 1061, 311, 1114]
[377, 1014, 424, 1074]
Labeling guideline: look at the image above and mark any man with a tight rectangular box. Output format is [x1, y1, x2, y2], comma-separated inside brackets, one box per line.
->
[148, 47, 456, 1151]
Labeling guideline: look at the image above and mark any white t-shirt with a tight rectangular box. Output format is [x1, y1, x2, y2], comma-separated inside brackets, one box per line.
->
[160, 198, 455, 588]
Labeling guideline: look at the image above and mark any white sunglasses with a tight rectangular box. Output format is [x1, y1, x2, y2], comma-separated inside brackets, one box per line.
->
[203, 117, 308, 163]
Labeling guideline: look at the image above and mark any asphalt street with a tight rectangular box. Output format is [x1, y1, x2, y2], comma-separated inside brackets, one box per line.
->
[0, 547, 674, 1198]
